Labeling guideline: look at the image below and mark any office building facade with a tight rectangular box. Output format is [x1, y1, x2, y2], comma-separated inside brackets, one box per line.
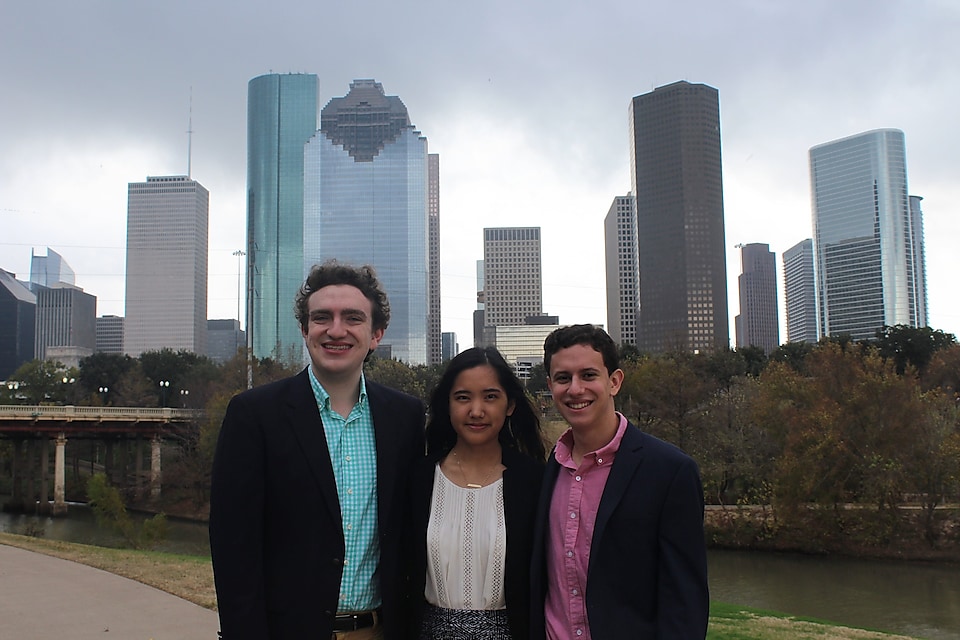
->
[124, 175, 209, 356]
[303, 79, 429, 364]
[427, 153, 441, 365]
[35, 284, 97, 361]
[604, 194, 639, 346]
[207, 318, 245, 363]
[734, 243, 779, 353]
[0, 270, 36, 378]
[247, 73, 320, 361]
[96, 315, 125, 354]
[810, 129, 926, 341]
[630, 81, 729, 353]
[482, 227, 543, 328]
[30, 248, 75, 288]
[782, 239, 818, 344]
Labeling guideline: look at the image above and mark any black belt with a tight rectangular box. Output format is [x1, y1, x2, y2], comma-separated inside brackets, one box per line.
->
[332, 609, 380, 632]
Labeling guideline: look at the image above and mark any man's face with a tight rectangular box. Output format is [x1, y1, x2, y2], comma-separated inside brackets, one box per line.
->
[547, 343, 623, 433]
[301, 285, 383, 381]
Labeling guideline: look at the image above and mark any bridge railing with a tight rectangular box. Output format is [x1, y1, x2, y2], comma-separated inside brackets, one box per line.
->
[0, 405, 198, 422]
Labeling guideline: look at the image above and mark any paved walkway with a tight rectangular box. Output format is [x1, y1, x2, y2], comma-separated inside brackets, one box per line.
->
[0, 543, 220, 639]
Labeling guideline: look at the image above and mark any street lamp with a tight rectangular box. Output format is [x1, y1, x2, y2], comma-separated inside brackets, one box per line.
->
[61, 377, 76, 404]
[179, 388, 190, 408]
[98, 386, 109, 405]
[159, 380, 170, 407]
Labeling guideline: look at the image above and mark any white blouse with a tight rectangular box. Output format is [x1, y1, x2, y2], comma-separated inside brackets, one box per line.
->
[424, 464, 507, 610]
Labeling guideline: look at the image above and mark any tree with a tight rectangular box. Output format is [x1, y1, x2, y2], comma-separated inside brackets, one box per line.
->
[78, 352, 135, 404]
[6, 360, 73, 404]
[875, 325, 957, 375]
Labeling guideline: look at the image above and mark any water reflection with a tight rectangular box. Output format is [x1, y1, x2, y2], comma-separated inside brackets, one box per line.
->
[709, 549, 960, 640]
[0, 505, 210, 556]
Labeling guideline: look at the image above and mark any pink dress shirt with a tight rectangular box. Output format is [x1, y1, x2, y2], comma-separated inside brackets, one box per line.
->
[544, 413, 629, 640]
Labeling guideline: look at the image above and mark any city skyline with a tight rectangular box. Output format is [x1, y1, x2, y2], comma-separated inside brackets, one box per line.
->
[3, 2, 959, 352]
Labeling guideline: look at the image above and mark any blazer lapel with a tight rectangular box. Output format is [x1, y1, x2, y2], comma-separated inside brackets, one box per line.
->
[590, 424, 644, 571]
[284, 369, 342, 526]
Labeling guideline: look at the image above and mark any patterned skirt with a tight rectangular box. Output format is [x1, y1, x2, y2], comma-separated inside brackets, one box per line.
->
[419, 604, 512, 640]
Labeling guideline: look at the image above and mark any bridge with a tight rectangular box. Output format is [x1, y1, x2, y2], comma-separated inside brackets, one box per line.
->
[0, 405, 199, 515]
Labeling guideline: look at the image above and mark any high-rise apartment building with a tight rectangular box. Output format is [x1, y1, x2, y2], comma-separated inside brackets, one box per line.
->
[303, 79, 430, 364]
[35, 283, 96, 361]
[734, 243, 779, 352]
[124, 175, 209, 356]
[630, 81, 729, 353]
[810, 129, 926, 341]
[96, 315, 124, 354]
[427, 153, 441, 365]
[782, 239, 818, 344]
[482, 227, 543, 328]
[0, 270, 36, 378]
[247, 73, 319, 360]
[30, 248, 75, 288]
[604, 194, 639, 346]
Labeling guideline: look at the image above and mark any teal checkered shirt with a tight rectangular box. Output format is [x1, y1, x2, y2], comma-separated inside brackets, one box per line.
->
[308, 368, 380, 613]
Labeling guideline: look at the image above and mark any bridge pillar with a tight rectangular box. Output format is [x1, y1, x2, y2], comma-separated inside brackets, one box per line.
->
[150, 435, 162, 500]
[53, 434, 67, 515]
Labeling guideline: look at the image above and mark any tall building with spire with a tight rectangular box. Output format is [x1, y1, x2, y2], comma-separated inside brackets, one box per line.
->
[247, 72, 320, 361]
[629, 81, 729, 353]
[810, 129, 926, 340]
[303, 79, 431, 364]
[124, 175, 209, 356]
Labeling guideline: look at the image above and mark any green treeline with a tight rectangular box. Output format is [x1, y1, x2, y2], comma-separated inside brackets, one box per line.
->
[2, 324, 958, 558]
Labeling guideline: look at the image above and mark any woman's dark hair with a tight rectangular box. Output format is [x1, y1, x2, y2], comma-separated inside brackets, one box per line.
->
[426, 346, 546, 460]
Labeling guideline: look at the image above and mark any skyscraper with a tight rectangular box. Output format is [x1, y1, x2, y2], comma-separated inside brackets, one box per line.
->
[810, 129, 926, 340]
[0, 269, 35, 378]
[35, 283, 96, 361]
[604, 194, 639, 346]
[96, 315, 124, 354]
[303, 79, 430, 364]
[30, 248, 75, 288]
[247, 72, 319, 361]
[482, 227, 543, 328]
[782, 239, 818, 344]
[734, 243, 779, 353]
[427, 153, 441, 365]
[630, 81, 729, 353]
[124, 175, 209, 356]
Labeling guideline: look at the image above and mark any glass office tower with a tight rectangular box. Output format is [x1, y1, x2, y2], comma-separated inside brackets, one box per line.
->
[810, 129, 926, 341]
[303, 79, 429, 365]
[630, 81, 729, 353]
[247, 73, 319, 361]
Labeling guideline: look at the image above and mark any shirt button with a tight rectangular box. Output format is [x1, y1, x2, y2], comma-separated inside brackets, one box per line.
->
[345, 455, 352, 462]
[566, 550, 573, 557]
[572, 588, 579, 595]
[575, 475, 582, 481]
[346, 523, 353, 530]
[347, 488, 354, 495]
[569, 512, 576, 519]
[597, 458, 603, 464]
[576, 630, 583, 636]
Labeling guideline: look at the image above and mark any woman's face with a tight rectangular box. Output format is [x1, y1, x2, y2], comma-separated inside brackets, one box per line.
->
[449, 364, 515, 449]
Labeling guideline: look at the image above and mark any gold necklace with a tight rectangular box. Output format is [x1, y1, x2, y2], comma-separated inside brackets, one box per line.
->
[451, 449, 500, 489]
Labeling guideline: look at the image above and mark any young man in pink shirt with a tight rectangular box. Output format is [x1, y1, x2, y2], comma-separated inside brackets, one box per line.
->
[530, 324, 709, 639]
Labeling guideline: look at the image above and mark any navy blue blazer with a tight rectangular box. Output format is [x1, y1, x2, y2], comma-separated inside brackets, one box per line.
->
[403, 446, 544, 639]
[209, 369, 425, 640]
[529, 421, 709, 639]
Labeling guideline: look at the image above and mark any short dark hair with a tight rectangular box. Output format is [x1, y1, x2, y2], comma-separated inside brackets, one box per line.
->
[543, 324, 620, 375]
[294, 260, 390, 334]
[426, 347, 546, 460]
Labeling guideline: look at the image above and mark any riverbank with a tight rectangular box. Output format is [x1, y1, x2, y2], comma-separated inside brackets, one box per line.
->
[0, 532, 920, 639]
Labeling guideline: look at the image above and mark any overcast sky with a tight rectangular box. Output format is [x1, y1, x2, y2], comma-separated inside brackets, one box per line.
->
[3, 0, 958, 353]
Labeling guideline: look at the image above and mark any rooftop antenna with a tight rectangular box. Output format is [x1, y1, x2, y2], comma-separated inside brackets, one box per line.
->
[187, 87, 193, 178]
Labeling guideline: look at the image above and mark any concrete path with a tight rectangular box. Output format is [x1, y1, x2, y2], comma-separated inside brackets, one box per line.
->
[0, 543, 220, 639]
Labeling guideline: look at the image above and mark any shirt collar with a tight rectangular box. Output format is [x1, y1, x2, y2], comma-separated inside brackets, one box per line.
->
[307, 366, 368, 411]
[554, 412, 628, 467]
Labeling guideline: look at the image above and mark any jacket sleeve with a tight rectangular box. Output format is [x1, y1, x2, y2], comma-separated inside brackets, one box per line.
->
[209, 392, 269, 639]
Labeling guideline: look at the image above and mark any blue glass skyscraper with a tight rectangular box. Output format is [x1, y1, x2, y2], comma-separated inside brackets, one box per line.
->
[303, 79, 429, 365]
[810, 129, 926, 341]
[247, 73, 319, 360]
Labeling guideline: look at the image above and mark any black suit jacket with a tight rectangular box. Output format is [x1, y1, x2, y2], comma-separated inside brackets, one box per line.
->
[529, 421, 709, 640]
[403, 446, 544, 639]
[209, 369, 425, 640]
